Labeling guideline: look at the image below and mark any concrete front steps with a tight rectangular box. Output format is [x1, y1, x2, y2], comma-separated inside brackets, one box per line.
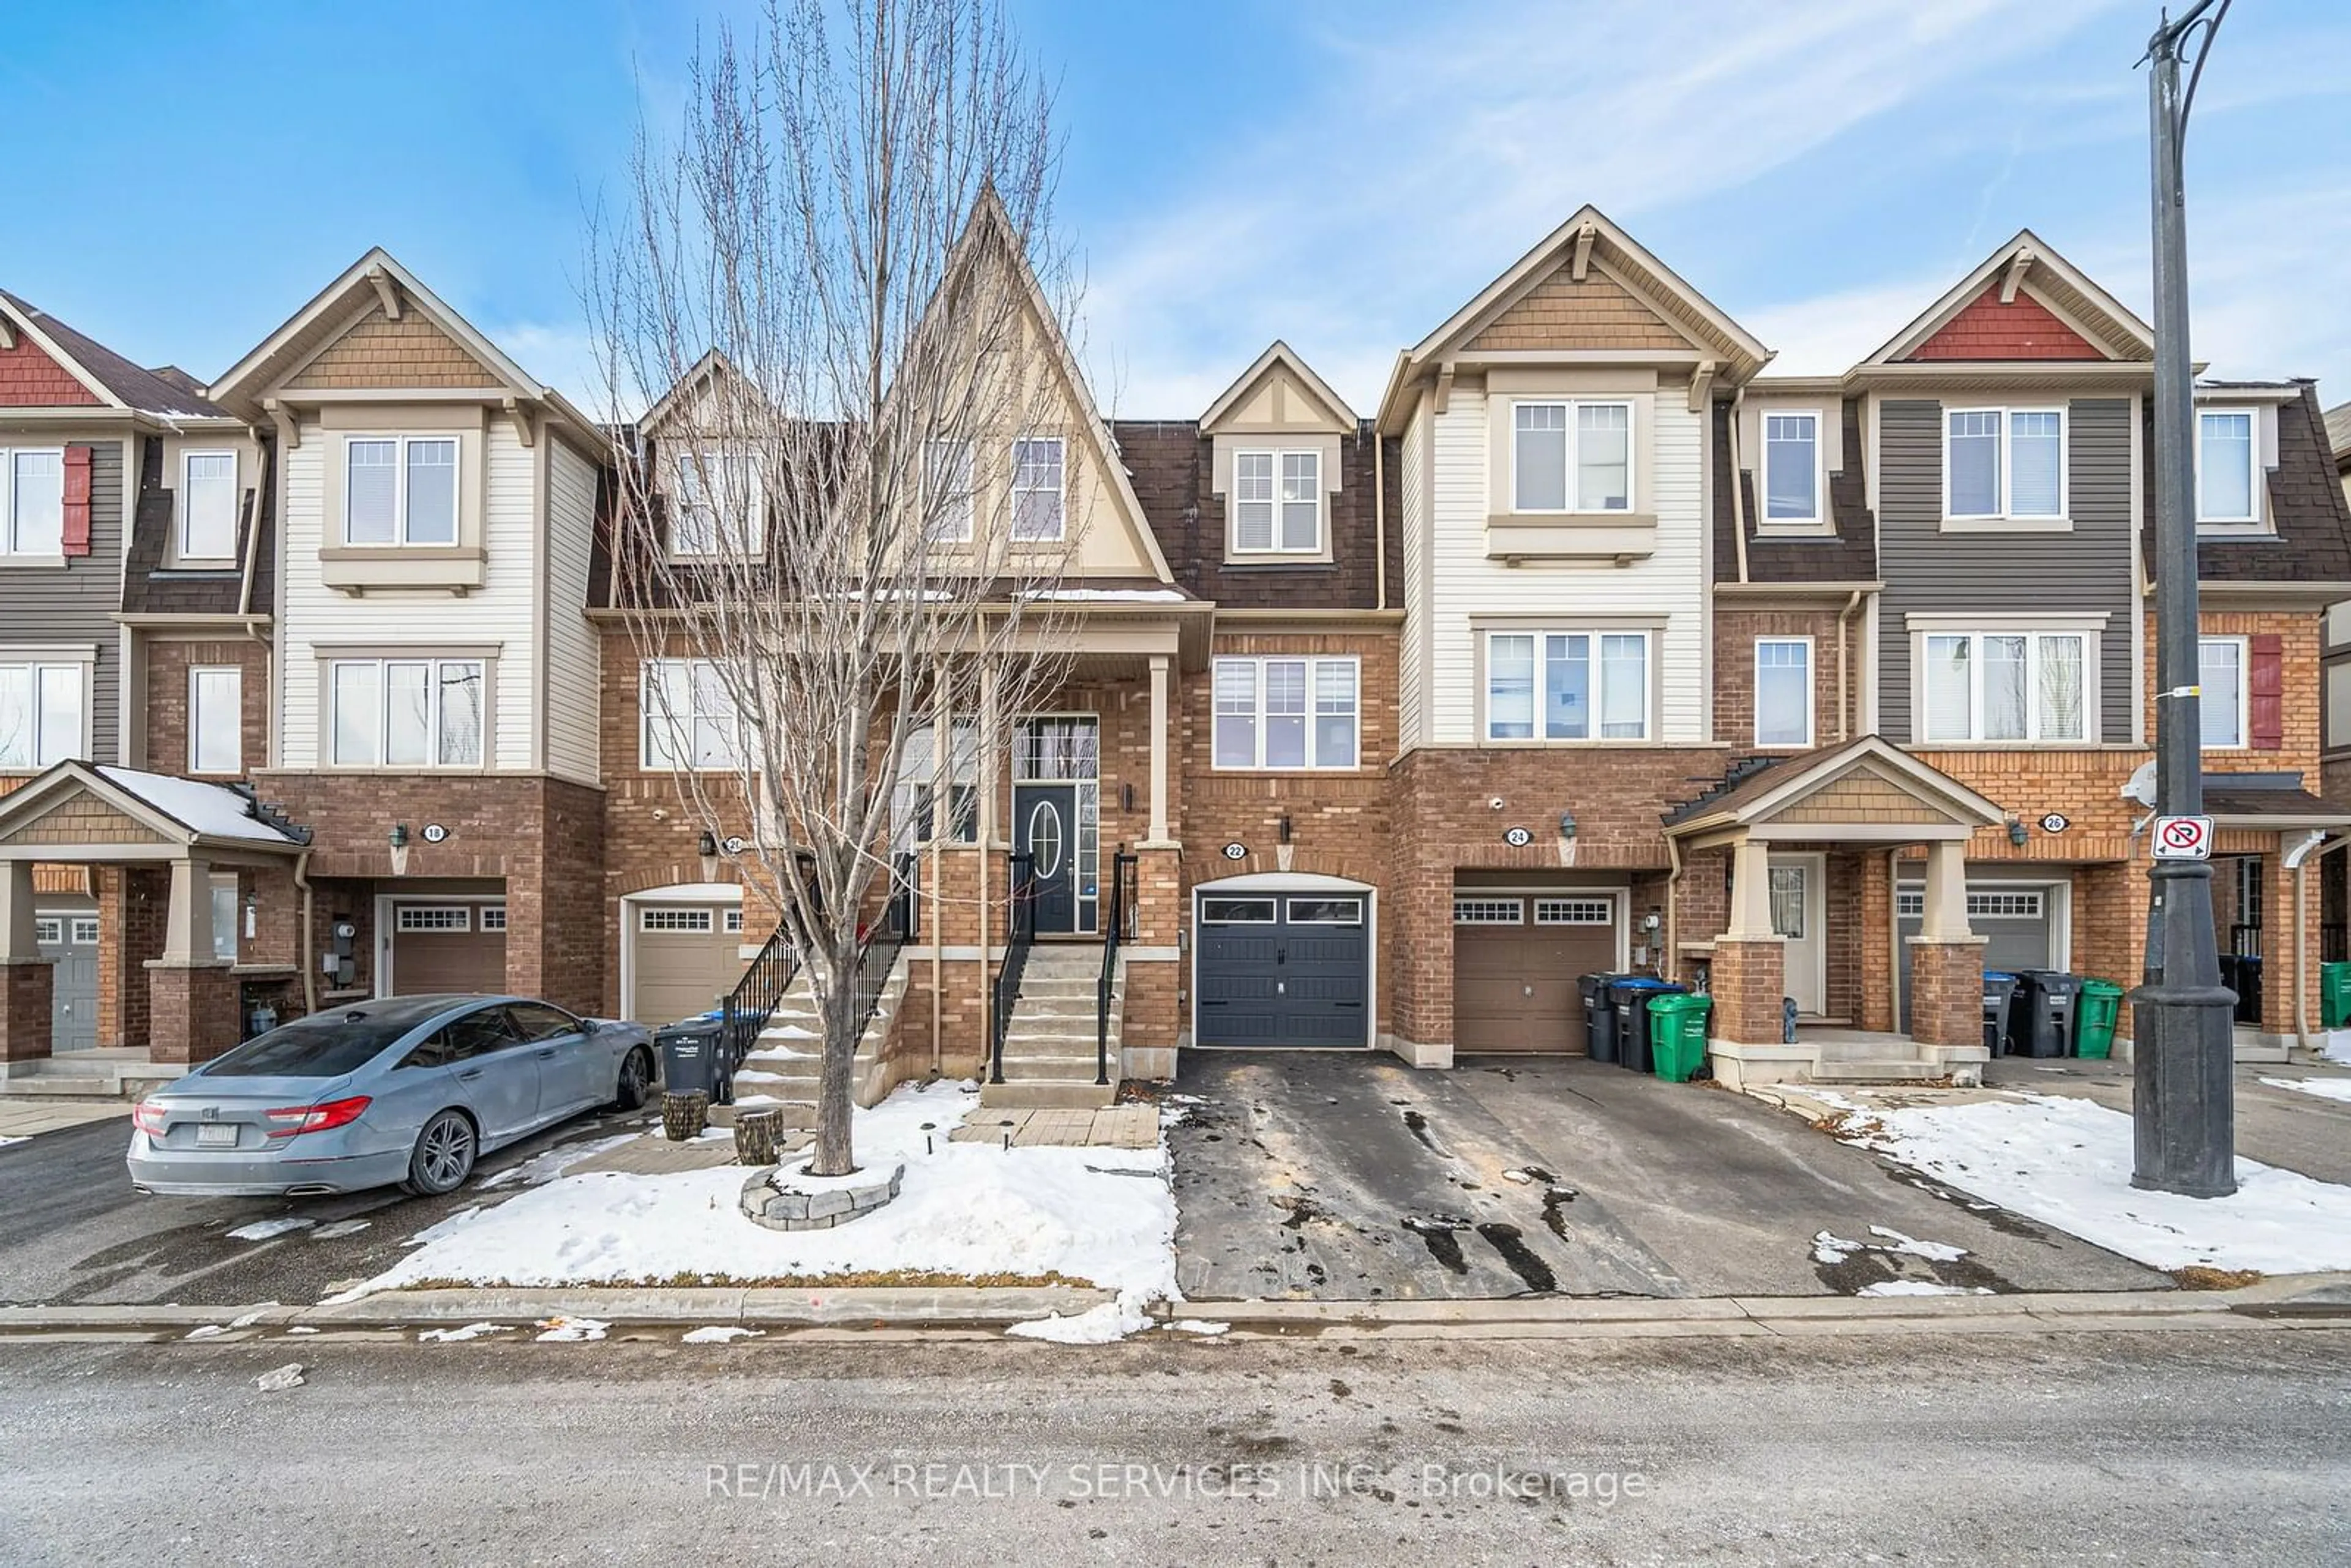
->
[979, 947, 1119, 1110]
[1710, 1029, 1989, 1090]
[703, 959, 908, 1146]
[0, 1050, 182, 1102]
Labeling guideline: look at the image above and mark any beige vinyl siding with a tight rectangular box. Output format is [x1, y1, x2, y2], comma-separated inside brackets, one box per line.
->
[544, 440, 602, 785]
[1423, 381, 1707, 744]
[1397, 403, 1430, 755]
[279, 416, 540, 770]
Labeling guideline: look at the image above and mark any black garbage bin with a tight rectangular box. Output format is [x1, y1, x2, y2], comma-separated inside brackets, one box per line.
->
[1609, 978, 1685, 1075]
[1981, 970, 2021, 1056]
[1580, 973, 1622, 1064]
[657, 1015, 730, 1103]
[2232, 955, 2265, 1025]
[2011, 971, 2083, 1058]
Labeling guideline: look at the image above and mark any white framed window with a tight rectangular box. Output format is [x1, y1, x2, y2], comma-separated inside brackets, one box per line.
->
[671, 445, 764, 557]
[329, 658, 485, 768]
[1754, 638, 1813, 749]
[1511, 400, 1632, 513]
[395, 906, 471, 933]
[209, 874, 238, 962]
[1232, 449, 1322, 553]
[2200, 636, 2246, 749]
[33, 917, 61, 945]
[179, 451, 239, 560]
[641, 658, 740, 771]
[479, 905, 508, 933]
[71, 915, 99, 945]
[0, 659, 84, 769]
[1212, 656, 1359, 770]
[2195, 410, 2260, 528]
[1534, 898, 1614, 925]
[1761, 411, 1821, 527]
[189, 666, 242, 775]
[1453, 898, 1525, 926]
[923, 439, 974, 544]
[1918, 631, 2087, 743]
[1010, 436, 1065, 541]
[640, 907, 715, 933]
[344, 435, 458, 547]
[1484, 629, 1648, 741]
[2, 448, 65, 556]
[1201, 897, 1277, 923]
[1286, 896, 1363, 925]
[893, 720, 980, 848]
[1896, 889, 2049, 921]
[723, 908, 743, 934]
[1944, 407, 2066, 522]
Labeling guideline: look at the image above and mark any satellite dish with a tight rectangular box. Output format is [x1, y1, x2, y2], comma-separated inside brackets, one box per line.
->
[2121, 759, 2158, 808]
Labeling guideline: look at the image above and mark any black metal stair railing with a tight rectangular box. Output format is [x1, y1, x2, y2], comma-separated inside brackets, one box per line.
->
[1096, 852, 1139, 1086]
[988, 852, 1038, 1085]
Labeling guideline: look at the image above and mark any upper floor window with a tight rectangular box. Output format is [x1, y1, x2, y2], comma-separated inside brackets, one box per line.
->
[1512, 401, 1632, 514]
[923, 440, 974, 544]
[1761, 412, 1821, 527]
[1010, 437, 1064, 541]
[2, 449, 64, 556]
[2200, 636, 2246, 749]
[1755, 637, 1813, 749]
[671, 445, 764, 557]
[1213, 656, 1359, 770]
[345, 436, 457, 547]
[1232, 450, 1321, 553]
[0, 659, 82, 769]
[2196, 410, 2260, 528]
[641, 658, 740, 771]
[1919, 631, 2086, 743]
[1485, 630, 1648, 741]
[329, 658, 484, 768]
[1945, 407, 2064, 522]
[181, 451, 239, 560]
[893, 720, 980, 847]
[189, 666, 242, 775]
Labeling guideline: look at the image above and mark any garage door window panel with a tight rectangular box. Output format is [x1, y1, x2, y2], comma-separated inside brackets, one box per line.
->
[641, 908, 714, 932]
[1286, 897, 1363, 925]
[397, 906, 471, 933]
[1453, 898, 1524, 925]
[1534, 898, 1613, 925]
[1202, 898, 1277, 923]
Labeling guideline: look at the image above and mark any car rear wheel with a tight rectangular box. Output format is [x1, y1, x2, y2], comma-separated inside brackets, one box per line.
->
[402, 1109, 478, 1196]
[611, 1046, 653, 1111]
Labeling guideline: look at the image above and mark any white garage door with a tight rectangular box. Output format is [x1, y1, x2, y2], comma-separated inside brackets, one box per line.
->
[629, 902, 748, 1023]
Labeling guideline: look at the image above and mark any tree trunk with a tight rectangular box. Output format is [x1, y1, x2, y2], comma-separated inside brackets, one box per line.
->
[808, 938, 861, 1175]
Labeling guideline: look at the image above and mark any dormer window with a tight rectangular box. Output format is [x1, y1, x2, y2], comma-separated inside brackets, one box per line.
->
[180, 451, 239, 560]
[671, 445, 763, 557]
[1761, 412, 1821, 528]
[2196, 409, 2262, 531]
[1511, 400, 1632, 514]
[345, 436, 457, 546]
[1232, 450, 1322, 553]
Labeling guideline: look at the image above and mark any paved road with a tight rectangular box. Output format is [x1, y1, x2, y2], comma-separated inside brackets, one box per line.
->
[0, 1104, 656, 1308]
[4, 1325, 2347, 1564]
[1172, 1052, 2167, 1300]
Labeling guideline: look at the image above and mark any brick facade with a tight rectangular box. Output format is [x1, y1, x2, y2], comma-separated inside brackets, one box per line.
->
[1907, 939, 1987, 1050]
[1712, 607, 1856, 752]
[0, 959, 55, 1062]
[140, 639, 271, 778]
[1707, 939, 1784, 1045]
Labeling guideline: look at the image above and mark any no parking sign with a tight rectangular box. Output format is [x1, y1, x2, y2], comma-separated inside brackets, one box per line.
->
[2151, 814, 2213, 861]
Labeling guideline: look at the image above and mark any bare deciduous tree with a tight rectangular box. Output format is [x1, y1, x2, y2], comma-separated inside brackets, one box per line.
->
[590, 0, 1087, 1175]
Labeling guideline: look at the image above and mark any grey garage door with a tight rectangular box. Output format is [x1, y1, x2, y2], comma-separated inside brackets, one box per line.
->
[1897, 882, 2057, 1031]
[1194, 892, 1370, 1049]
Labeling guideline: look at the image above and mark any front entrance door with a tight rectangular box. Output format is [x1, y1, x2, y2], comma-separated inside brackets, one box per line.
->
[37, 907, 98, 1052]
[1769, 855, 1826, 1017]
[1014, 785, 1079, 935]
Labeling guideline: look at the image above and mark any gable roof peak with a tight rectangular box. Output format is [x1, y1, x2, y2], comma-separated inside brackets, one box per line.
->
[1199, 340, 1359, 432]
[1865, 230, 2153, 366]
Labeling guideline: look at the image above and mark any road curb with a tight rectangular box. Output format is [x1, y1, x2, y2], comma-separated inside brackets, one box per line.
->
[6, 1280, 2347, 1340]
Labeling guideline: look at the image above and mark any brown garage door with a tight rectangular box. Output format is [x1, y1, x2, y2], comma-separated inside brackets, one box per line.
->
[390, 902, 507, 996]
[631, 904, 749, 1022]
[1452, 893, 1619, 1054]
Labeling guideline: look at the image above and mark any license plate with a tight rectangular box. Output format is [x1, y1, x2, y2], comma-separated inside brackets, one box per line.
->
[195, 1123, 239, 1149]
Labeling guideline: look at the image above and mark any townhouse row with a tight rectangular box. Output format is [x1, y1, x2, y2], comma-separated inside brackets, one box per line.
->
[2, 209, 2347, 1102]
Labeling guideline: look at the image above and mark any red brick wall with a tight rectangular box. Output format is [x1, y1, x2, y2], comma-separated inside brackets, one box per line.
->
[1908, 939, 1986, 1049]
[0, 333, 100, 405]
[1713, 607, 1854, 750]
[141, 639, 271, 777]
[1905, 286, 2100, 361]
[1708, 939, 1784, 1045]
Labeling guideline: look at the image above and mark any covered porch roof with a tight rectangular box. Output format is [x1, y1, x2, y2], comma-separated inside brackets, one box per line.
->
[1662, 736, 2006, 849]
[0, 762, 310, 866]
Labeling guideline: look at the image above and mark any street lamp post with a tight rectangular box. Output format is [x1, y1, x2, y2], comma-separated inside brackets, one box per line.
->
[2132, 0, 2237, 1198]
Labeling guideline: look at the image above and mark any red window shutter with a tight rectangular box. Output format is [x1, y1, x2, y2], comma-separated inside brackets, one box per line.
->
[2248, 632, 2284, 752]
[61, 446, 92, 556]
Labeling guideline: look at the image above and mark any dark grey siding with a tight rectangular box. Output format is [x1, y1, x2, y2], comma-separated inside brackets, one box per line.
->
[0, 437, 123, 763]
[1877, 397, 2135, 743]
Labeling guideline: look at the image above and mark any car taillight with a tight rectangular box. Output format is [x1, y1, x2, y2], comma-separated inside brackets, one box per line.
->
[132, 1103, 168, 1137]
[263, 1096, 373, 1138]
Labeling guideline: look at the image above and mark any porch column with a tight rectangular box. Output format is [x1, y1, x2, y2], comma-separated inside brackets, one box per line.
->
[1724, 836, 1777, 939]
[1919, 839, 1973, 941]
[148, 854, 238, 1066]
[1145, 654, 1171, 846]
[0, 860, 55, 1068]
[1708, 835, 1788, 1061]
[160, 857, 212, 964]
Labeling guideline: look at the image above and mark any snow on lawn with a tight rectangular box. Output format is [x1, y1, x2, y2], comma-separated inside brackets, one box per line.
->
[331, 1080, 1177, 1305]
[1827, 1090, 2351, 1274]
[2260, 1077, 2351, 1105]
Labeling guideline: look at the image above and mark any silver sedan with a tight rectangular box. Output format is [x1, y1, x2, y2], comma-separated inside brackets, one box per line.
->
[127, 995, 655, 1198]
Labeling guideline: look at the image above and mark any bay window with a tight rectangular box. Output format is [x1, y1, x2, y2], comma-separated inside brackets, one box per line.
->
[0, 659, 83, 768]
[1232, 449, 1321, 552]
[1213, 656, 1359, 770]
[1919, 631, 2087, 743]
[1754, 638, 1813, 748]
[641, 658, 740, 770]
[1946, 407, 2065, 522]
[2, 448, 64, 555]
[2199, 637, 2246, 749]
[345, 436, 458, 546]
[1761, 412, 1820, 527]
[2196, 410, 2260, 527]
[1512, 400, 1632, 513]
[329, 658, 485, 768]
[1485, 630, 1648, 741]
[181, 451, 239, 559]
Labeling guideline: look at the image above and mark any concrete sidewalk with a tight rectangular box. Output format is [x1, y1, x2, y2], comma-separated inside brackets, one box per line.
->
[0, 1100, 130, 1139]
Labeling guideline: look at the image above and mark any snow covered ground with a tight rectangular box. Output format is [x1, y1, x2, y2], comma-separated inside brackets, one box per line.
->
[2260, 1076, 2351, 1105]
[332, 1081, 1179, 1306]
[1822, 1090, 2351, 1274]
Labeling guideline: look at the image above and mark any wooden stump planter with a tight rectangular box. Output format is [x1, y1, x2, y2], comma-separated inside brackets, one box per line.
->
[661, 1090, 708, 1142]
[733, 1108, 784, 1166]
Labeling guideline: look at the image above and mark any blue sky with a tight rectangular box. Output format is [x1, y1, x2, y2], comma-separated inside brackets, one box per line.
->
[3, 1, 2346, 417]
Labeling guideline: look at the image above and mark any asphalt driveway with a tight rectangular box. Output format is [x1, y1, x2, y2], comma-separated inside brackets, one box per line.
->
[1169, 1052, 2172, 1301]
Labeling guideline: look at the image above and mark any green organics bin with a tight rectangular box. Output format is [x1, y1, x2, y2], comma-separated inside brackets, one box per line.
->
[2323, 962, 2351, 1030]
[1646, 991, 1713, 1083]
[2074, 980, 2123, 1060]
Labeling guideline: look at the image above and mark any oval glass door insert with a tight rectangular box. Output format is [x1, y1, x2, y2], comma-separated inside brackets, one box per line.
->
[1027, 801, 1065, 878]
